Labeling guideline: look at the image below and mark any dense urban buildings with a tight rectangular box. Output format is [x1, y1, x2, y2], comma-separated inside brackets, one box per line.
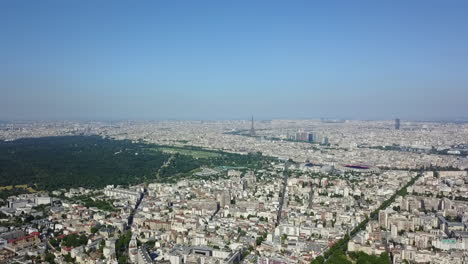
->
[0, 119, 467, 263]
[2, 0, 467, 263]
[395, 119, 401, 130]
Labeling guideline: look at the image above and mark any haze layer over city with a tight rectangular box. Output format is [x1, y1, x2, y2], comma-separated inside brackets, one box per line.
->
[1, 1, 468, 264]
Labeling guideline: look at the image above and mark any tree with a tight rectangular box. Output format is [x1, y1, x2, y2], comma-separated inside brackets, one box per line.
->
[62, 234, 88, 248]
[311, 256, 325, 264]
[115, 230, 132, 262]
[44, 251, 56, 264]
[350, 251, 390, 264]
[256, 233, 267, 245]
[326, 250, 351, 264]
[0, 136, 275, 190]
[63, 253, 75, 263]
[281, 234, 287, 242]
[91, 226, 99, 234]
[99, 239, 105, 252]
[118, 256, 128, 264]
[49, 238, 60, 249]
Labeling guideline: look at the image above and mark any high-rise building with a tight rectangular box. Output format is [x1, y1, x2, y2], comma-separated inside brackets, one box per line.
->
[217, 191, 230, 208]
[314, 134, 322, 143]
[322, 137, 329, 145]
[295, 132, 309, 142]
[250, 116, 255, 136]
[379, 210, 388, 229]
[395, 118, 400, 130]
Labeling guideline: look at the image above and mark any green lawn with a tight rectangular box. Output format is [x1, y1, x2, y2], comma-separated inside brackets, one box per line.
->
[152, 147, 222, 158]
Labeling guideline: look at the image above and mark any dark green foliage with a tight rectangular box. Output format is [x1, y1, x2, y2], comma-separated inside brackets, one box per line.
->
[0, 136, 169, 190]
[91, 226, 99, 234]
[144, 240, 156, 248]
[0, 136, 274, 191]
[115, 230, 132, 263]
[311, 256, 325, 264]
[322, 234, 350, 260]
[72, 195, 115, 211]
[118, 256, 128, 264]
[349, 251, 390, 264]
[62, 234, 88, 248]
[256, 233, 267, 245]
[160, 154, 198, 174]
[63, 253, 75, 263]
[326, 250, 351, 264]
[44, 251, 56, 264]
[33, 204, 49, 215]
[0, 187, 31, 200]
[310, 256, 325, 264]
[49, 238, 60, 250]
[0, 214, 37, 227]
[281, 234, 287, 241]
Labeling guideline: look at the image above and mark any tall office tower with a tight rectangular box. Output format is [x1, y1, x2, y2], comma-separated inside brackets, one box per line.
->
[250, 116, 256, 136]
[295, 132, 308, 141]
[322, 137, 329, 145]
[315, 134, 322, 143]
[395, 118, 401, 130]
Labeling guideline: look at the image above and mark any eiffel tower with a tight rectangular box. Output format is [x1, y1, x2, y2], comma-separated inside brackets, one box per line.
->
[250, 116, 255, 136]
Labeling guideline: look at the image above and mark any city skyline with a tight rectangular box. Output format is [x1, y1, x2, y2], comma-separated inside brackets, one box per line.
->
[1, 119, 468, 263]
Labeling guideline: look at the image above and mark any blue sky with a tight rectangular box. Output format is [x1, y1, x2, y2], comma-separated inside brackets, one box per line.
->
[1, 0, 467, 120]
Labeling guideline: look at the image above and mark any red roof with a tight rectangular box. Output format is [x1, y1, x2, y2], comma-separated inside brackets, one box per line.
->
[62, 246, 73, 252]
[146, 219, 169, 224]
[8, 232, 40, 243]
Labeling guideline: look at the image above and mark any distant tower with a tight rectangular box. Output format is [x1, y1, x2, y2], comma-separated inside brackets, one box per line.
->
[308, 182, 314, 209]
[250, 116, 256, 136]
[395, 118, 400, 130]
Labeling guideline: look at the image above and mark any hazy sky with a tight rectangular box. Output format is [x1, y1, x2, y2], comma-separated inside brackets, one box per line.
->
[1, 1, 467, 120]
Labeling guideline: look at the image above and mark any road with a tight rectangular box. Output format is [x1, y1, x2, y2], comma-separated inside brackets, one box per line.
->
[276, 162, 290, 226]
[127, 189, 146, 230]
[118, 188, 146, 262]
